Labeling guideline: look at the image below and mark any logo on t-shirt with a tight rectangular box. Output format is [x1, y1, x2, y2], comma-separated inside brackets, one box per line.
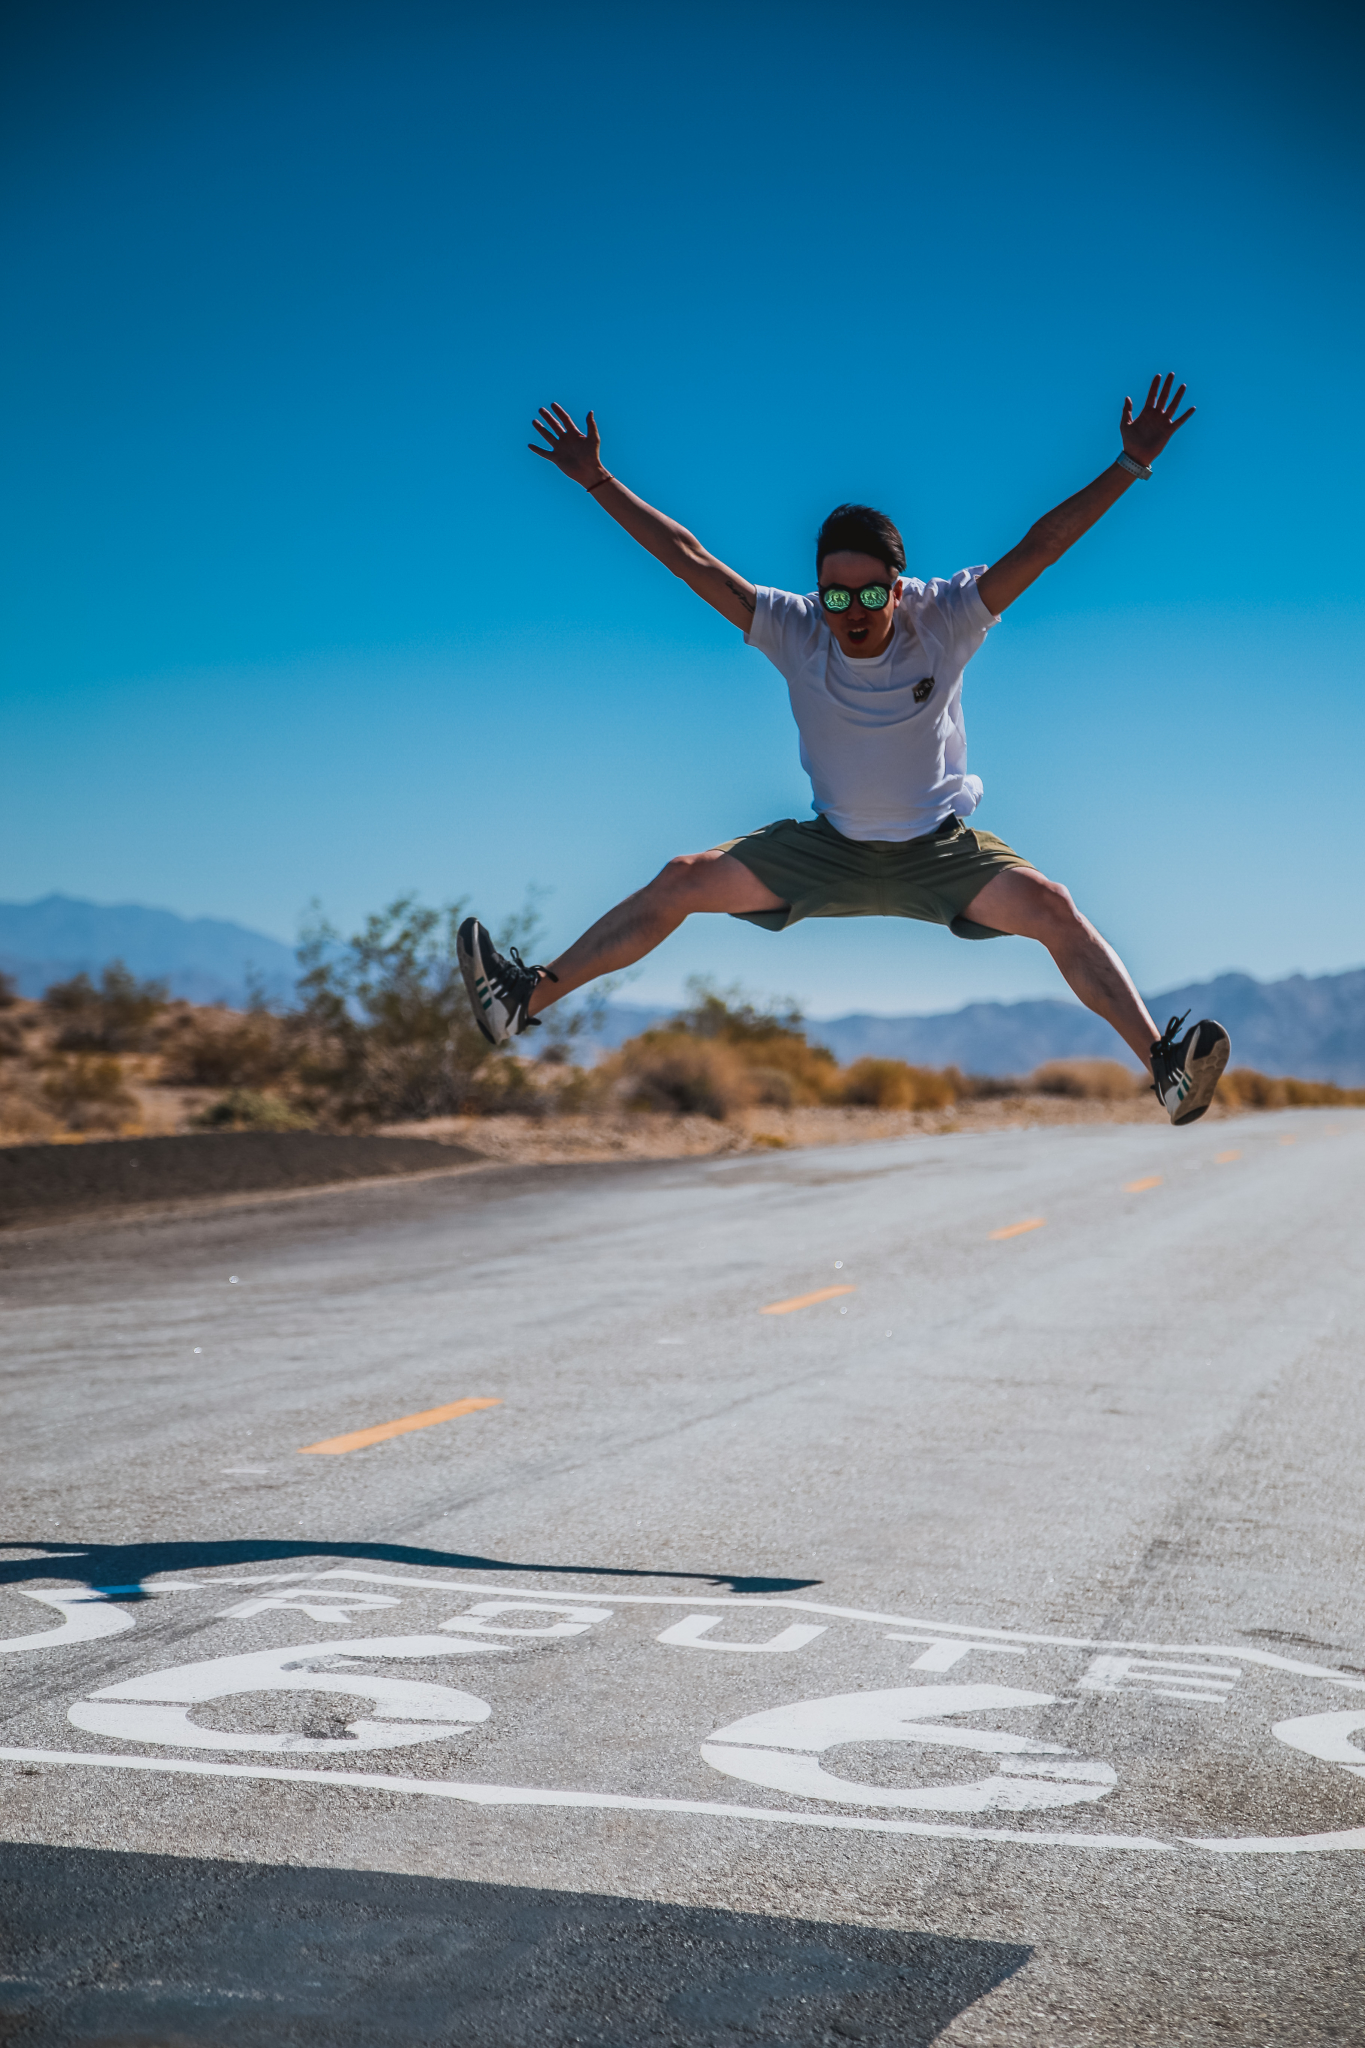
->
[913, 677, 934, 704]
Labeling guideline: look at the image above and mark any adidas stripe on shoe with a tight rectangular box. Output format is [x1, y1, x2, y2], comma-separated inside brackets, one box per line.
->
[456, 917, 556, 1048]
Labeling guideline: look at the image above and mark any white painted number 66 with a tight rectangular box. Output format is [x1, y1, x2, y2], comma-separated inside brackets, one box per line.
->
[702, 1686, 1117, 1813]
[69, 1635, 496, 1755]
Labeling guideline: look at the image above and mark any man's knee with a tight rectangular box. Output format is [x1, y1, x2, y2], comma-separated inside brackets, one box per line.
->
[1036, 878, 1100, 948]
[1008, 870, 1089, 944]
[1035, 875, 1079, 917]
[651, 852, 719, 910]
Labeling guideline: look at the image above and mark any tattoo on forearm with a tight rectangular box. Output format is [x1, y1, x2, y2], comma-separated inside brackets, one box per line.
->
[724, 576, 756, 614]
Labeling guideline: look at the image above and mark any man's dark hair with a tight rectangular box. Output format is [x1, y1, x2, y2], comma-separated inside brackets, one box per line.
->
[815, 503, 906, 581]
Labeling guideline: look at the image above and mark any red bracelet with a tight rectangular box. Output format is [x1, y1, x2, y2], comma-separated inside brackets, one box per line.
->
[586, 474, 614, 494]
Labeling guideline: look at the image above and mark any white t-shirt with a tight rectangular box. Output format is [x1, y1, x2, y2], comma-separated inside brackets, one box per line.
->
[744, 567, 999, 842]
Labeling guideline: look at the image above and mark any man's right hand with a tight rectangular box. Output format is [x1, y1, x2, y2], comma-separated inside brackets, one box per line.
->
[529, 402, 610, 489]
[526, 398, 757, 631]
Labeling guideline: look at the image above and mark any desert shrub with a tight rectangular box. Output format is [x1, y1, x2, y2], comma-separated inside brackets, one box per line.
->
[660, 979, 840, 1105]
[610, 985, 972, 1119]
[44, 961, 167, 1052]
[545, 1063, 612, 1114]
[675, 980, 806, 1045]
[159, 1007, 293, 1089]
[0, 1081, 58, 1139]
[291, 897, 488, 1122]
[41, 1054, 137, 1131]
[742, 1035, 840, 1103]
[951, 1072, 1025, 1099]
[609, 1031, 752, 1120]
[289, 894, 575, 1124]
[743, 1064, 797, 1107]
[1218, 1068, 1365, 1109]
[1217, 1068, 1286, 1108]
[471, 1053, 552, 1115]
[1282, 1077, 1365, 1106]
[351, 1039, 546, 1122]
[1030, 1059, 1145, 1101]
[195, 1089, 315, 1131]
[0, 1015, 23, 1058]
[0, 971, 17, 1009]
[838, 1058, 959, 1110]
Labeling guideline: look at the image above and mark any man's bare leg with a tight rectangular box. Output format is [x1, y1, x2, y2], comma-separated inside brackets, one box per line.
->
[963, 867, 1159, 1075]
[526, 850, 785, 1017]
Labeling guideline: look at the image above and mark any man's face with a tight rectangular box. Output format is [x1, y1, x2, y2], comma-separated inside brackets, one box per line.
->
[817, 550, 903, 659]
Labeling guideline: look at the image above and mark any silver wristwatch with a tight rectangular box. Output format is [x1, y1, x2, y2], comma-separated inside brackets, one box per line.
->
[1116, 451, 1153, 480]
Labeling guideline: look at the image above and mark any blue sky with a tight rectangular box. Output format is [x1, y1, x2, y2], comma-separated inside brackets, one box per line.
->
[2, 0, 1361, 1016]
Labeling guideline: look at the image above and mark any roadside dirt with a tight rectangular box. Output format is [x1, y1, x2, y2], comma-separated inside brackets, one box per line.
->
[376, 1090, 1237, 1165]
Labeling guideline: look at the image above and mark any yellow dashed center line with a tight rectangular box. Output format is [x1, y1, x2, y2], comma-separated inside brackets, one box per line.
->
[298, 1396, 502, 1456]
[1124, 1176, 1163, 1193]
[760, 1285, 857, 1316]
[989, 1218, 1046, 1241]
[1215, 1150, 1241, 1164]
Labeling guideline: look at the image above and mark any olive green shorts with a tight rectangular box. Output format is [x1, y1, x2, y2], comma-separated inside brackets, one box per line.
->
[714, 812, 1033, 940]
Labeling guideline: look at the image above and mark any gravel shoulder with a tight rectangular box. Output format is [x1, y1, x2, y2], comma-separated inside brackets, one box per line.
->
[377, 1089, 1238, 1165]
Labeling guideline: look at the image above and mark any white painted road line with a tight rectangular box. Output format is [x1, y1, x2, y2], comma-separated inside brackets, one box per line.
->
[0, 1748, 1174, 1850]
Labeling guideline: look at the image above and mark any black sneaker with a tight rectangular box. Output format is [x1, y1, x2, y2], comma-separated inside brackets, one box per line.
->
[1150, 1010, 1231, 1126]
[457, 918, 557, 1047]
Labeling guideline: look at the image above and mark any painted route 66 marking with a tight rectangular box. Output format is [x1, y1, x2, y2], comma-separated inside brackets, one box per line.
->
[3, 1574, 1364, 1856]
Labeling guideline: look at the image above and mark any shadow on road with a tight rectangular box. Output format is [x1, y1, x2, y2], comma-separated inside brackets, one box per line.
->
[0, 1843, 1030, 2046]
[0, 1540, 820, 1599]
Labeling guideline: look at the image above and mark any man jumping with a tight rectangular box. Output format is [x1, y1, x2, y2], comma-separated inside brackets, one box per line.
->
[458, 376, 1230, 1126]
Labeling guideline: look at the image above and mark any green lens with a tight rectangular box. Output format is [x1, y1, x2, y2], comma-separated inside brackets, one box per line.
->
[860, 584, 890, 609]
[822, 587, 851, 612]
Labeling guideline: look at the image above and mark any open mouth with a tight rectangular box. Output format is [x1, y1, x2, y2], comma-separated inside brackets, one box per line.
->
[848, 624, 869, 642]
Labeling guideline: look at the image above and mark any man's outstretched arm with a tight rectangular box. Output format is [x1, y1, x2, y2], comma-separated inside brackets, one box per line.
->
[976, 374, 1195, 617]
[529, 402, 757, 630]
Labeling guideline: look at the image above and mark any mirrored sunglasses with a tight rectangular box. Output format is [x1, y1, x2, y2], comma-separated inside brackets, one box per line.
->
[820, 582, 892, 614]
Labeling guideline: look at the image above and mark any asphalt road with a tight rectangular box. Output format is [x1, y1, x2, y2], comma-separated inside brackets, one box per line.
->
[3, 1109, 1364, 2045]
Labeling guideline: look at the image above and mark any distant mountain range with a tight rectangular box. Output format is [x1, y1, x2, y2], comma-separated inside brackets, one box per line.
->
[811, 970, 1365, 1082]
[3, 896, 1364, 1083]
[0, 895, 296, 1007]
